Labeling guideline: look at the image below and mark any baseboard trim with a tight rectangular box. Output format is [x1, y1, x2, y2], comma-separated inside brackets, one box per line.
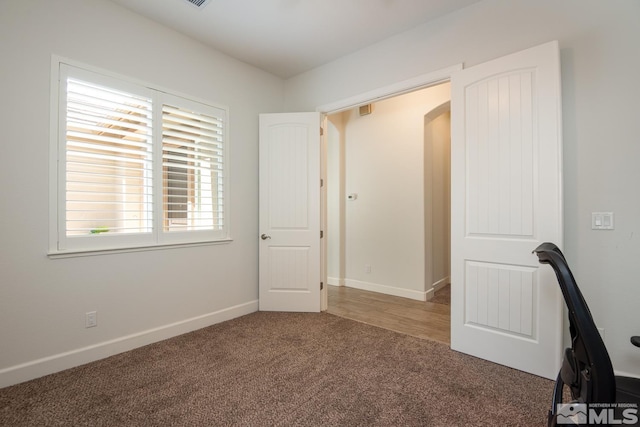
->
[344, 279, 426, 301]
[615, 369, 640, 380]
[433, 277, 450, 292]
[0, 300, 258, 388]
[426, 288, 435, 301]
[327, 277, 344, 286]
[425, 277, 450, 301]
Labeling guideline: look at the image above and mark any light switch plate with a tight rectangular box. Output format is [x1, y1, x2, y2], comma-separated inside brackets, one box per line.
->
[592, 212, 614, 230]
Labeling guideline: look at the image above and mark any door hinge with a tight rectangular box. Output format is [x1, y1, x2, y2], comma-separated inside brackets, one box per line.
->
[321, 178, 324, 187]
[320, 230, 324, 238]
[321, 282, 324, 290]
[320, 127, 324, 136]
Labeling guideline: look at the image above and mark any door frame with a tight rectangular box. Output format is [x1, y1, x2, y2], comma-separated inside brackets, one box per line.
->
[315, 64, 462, 311]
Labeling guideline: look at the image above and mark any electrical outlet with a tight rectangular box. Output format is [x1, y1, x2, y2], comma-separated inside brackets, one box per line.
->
[85, 311, 97, 328]
[364, 265, 371, 274]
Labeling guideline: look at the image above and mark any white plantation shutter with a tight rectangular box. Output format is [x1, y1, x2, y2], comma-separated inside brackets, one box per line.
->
[64, 77, 154, 238]
[54, 62, 229, 253]
[162, 100, 225, 233]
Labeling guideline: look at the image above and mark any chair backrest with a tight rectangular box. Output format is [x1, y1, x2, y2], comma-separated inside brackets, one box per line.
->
[533, 242, 616, 403]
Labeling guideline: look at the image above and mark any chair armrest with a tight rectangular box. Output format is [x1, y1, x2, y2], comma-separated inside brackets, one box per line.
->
[631, 336, 640, 348]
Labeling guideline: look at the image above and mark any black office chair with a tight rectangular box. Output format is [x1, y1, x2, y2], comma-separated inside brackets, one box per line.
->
[533, 242, 640, 426]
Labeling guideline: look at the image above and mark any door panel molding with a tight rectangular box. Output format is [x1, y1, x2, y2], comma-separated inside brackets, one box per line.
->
[451, 41, 563, 379]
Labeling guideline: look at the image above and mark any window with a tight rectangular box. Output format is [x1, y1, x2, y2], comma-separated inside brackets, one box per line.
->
[51, 61, 229, 253]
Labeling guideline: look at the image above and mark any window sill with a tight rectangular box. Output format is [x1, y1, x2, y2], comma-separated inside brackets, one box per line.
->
[47, 238, 233, 259]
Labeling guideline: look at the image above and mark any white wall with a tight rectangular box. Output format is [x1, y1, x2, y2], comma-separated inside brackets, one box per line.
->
[285, 0, 640, 375]
[330, 85, 450, 300]
[0, 0, 283, 387]
[326, 114, 346, 284]
[424, 109, 451, 293]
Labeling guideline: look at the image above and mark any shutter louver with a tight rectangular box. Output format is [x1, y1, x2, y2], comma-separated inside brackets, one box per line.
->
[65, 78, 153, 237]
[162, 104, 224, 232]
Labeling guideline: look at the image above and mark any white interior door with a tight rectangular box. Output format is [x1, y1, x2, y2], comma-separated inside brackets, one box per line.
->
[259, 113, 322, 312]
[450, 41, 564, 379]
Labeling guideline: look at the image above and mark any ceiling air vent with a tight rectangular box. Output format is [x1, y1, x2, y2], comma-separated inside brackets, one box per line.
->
[184, 0, 211, 8]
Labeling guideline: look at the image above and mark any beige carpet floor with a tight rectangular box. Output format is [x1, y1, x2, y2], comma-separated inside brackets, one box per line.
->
[0, 312, 553, 426]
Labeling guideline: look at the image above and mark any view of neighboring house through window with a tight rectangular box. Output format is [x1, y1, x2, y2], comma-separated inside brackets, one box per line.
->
[162, 104, 224, 233]
[53, 61, 228, 253]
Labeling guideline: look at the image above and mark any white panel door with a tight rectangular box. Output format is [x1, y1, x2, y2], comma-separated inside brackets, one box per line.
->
[450, 41, 563, 379]
[259, 113, 321, 312]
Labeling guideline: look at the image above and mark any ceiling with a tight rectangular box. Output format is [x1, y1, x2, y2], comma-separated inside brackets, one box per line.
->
[110, 0, 480, 78]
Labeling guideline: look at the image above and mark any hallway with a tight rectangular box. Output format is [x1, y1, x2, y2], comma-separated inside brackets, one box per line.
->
[327, 285, 451, 344]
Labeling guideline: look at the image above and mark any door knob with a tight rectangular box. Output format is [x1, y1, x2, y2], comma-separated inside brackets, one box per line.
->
[261, 234, 271, 240]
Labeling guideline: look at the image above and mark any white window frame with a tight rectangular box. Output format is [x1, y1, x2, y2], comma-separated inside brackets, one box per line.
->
[49, 57, 231, 257]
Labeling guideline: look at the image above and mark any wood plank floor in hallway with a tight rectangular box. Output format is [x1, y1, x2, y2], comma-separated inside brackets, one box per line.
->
[327, 285, 451, 344]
